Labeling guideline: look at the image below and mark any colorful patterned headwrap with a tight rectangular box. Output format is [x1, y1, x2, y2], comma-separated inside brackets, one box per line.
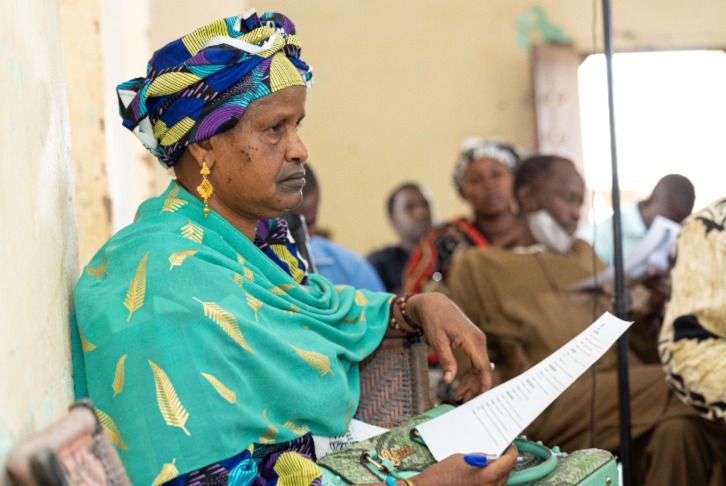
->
[452, 137, 521, 190]
[117, 9, 313, 166]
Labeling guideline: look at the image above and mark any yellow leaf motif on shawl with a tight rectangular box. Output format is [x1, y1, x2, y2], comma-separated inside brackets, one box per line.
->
[342, 311, 366, 324]
[79, 329, 96, 352]
[94, 407, 128, 450]
[288, 304, 300, 317]
[161, 184, 187, 213]
[273, 451, 321, 485]
[85, 258, 108, 280]
[283, 420, 309, 437]
[259, 408, 278, 444]
[335, 285, 346, 293]
[193, 298, 254, 353]
[151, 458, 178, 486]
[236, 253, 245, 265]
[354, 290, 368, 306]
[168, 249, 197, 270]
[200, 372, 237, 404]
[243, 267, 255, 282]
[148, 360, 191, 436]
[270, 287, 285, 296]
[112, 354, 127, 398]
[291, 346, 334, 377]
[234, 273, 244, 287]
[123, 252, 148, 322]
[246, 294, 263, 322]
[181, 219, 203, 244]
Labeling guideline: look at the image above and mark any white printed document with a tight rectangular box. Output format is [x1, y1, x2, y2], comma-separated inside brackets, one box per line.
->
[417, 312, 632, 460]
[571, 215, 680, 290]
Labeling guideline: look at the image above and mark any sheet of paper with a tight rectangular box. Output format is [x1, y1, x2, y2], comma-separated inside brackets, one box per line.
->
[417, 312, 632, 460]
[313, 419, 389, 459]
[571, 215, 680, 290]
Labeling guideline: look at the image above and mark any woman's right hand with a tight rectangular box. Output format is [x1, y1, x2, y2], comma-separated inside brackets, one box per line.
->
[409, 444, 518, 486]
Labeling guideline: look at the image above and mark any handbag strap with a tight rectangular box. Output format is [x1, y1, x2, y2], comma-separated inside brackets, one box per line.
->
[507, 438, 559, 485]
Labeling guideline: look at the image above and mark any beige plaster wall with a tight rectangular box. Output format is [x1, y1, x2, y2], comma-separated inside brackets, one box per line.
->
[100, 0, 168, 235]
[60, 0, 111, 266]
[0, 0, 78, 469]
[121, 0, 726, 255]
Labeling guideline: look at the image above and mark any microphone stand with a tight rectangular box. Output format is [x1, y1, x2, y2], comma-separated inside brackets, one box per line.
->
[281, 211, 317, 274]
[601, 1, 633, 484]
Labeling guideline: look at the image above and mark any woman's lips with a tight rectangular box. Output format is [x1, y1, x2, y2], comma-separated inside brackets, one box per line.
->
[279, 172, 306, 185]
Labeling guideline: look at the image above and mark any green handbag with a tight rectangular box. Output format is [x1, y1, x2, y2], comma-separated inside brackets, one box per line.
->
[318, 405, 618, 485]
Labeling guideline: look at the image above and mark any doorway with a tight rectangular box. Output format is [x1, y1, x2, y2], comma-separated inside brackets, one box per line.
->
[578, 50, 726, 224]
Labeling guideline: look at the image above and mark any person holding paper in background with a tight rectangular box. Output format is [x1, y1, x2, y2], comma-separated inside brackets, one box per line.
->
[579, 173, 695, 266]
[574, 174, 696, 363]
[449, 155, 722, 485]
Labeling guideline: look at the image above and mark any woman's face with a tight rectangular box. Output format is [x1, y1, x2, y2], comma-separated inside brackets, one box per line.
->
[459, 157, 514, 217]
[206, 86, 308, 225]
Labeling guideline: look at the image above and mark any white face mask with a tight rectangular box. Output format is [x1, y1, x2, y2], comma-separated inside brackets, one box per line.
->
[526, 209, 575, 253]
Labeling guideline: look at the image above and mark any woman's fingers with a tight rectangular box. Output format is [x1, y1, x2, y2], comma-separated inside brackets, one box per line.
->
[485, 444, 519, 476]
[411, 293, 492, 393]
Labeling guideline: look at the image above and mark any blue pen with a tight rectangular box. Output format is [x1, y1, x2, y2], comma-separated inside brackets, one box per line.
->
[464, 454, 526, 467]
[463, 453, 498, 467]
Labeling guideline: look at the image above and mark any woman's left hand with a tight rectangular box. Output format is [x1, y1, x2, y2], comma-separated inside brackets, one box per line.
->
[404, 292, 492, 402]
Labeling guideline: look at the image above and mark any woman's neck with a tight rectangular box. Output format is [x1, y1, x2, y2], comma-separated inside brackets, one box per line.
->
[474, 212, 534, 247]
[175, 178, 259, 241]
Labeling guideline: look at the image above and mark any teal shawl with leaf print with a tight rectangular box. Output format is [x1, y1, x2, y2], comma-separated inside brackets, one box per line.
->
[71, 181, 392, 486]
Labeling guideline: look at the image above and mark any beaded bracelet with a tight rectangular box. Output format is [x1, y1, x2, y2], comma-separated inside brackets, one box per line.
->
[397, 292, 423, 331]
[388, 293, 424, 336]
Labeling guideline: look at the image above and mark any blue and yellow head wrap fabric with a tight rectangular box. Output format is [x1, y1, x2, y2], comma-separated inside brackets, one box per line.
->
[117, 9, 313, 166]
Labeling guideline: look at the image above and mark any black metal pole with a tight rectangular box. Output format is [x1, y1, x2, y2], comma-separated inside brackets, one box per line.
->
[601, 1, 633, 484]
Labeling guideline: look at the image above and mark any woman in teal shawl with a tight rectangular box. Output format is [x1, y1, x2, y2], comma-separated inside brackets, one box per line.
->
[71, 9, 515, 486]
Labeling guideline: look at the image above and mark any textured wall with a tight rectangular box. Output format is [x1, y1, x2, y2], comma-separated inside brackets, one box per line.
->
[60, 0, 111, 266]
[117, 0, 726, 255]
[0, 0, 78, 470]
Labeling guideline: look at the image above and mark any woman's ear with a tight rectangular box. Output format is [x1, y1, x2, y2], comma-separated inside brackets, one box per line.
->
[186, 139, 215, 169]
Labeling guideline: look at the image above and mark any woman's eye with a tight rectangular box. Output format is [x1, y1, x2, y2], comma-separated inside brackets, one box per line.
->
[268, 124, 281, 133]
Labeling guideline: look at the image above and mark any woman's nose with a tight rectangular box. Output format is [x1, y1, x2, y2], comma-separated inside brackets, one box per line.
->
[288, 131, 308, 164]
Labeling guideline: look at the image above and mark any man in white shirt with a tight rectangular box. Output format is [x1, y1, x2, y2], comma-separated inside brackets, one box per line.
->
[579, 174, 695, 265]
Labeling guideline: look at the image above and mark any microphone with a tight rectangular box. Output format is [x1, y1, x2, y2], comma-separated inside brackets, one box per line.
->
[281, 211, 317, 274]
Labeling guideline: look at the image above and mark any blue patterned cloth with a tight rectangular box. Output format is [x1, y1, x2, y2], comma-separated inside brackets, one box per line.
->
[117, 9, 313, 165]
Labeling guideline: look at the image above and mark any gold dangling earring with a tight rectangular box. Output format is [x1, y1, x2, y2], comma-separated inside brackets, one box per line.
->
[196, 162, 213, 217]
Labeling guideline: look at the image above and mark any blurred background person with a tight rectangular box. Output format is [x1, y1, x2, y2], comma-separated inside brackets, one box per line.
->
[580, 173, 695, 266]
[449, 155, 719, 486]
[403, 137, 527, 295]
[659, 195, 726, 482]
[580, 173, 695, 361]
[293, 164, 385, 291]
[368, 182, 433, 293]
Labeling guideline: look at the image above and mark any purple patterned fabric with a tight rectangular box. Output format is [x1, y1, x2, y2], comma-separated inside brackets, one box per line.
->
[169, 434, 321, 485]
[254, 218, 308, 285]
